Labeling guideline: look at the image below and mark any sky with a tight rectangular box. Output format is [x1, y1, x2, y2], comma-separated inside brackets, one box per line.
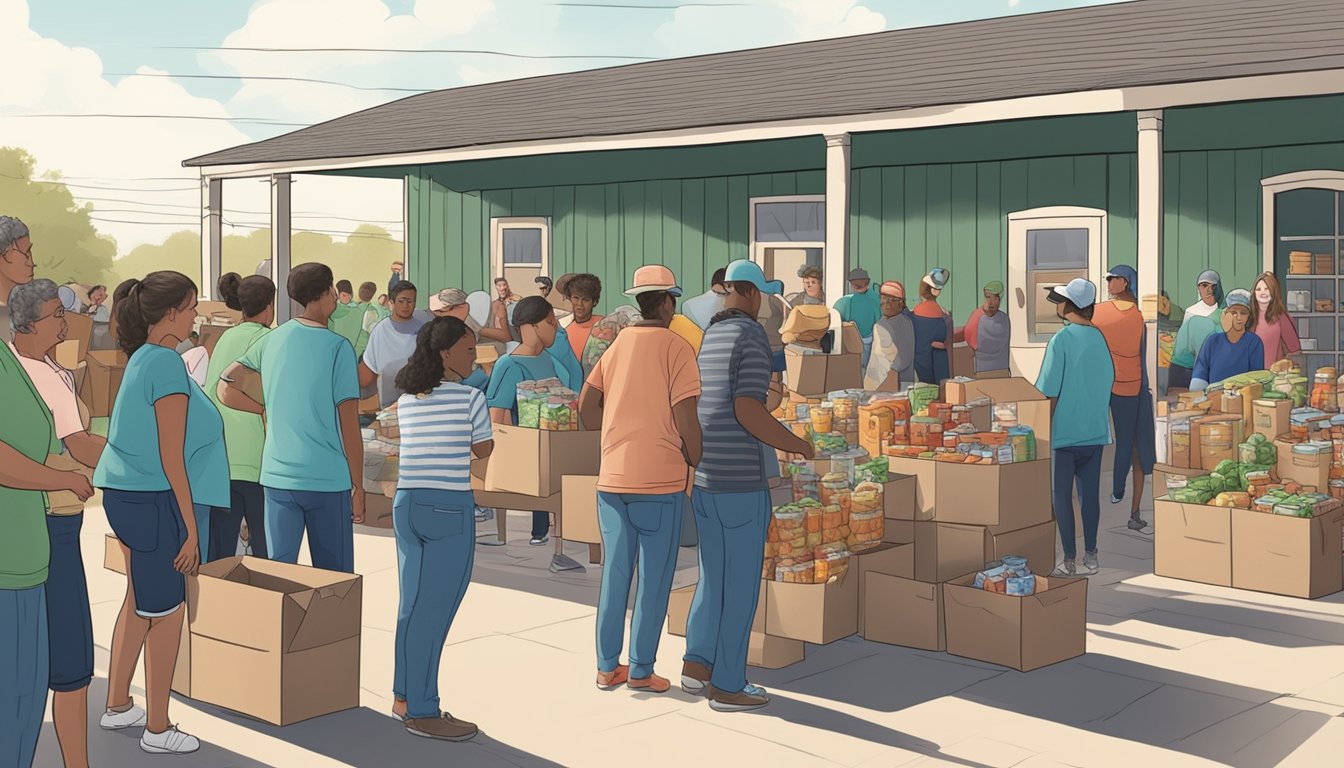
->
[4, 0, 1125, 256]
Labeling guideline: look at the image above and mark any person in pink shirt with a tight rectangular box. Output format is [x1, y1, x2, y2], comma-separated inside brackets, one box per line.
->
[1252, 272, 1301, 369]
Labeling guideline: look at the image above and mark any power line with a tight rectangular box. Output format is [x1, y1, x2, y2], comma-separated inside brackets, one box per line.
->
[159, 45, 657, 61]
[88, 215, 402, 241]
[86, 209, 405, 228]
[106, 72, 434, 94]
[13, 177, 200, 192]
[550, 2, 752, 7]
[0, 114, 307, 127]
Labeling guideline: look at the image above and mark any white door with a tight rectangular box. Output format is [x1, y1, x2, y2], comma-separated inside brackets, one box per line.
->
[490, 217, 551, 298]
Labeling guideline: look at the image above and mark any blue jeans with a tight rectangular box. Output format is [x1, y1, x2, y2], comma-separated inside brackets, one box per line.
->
[1110, 391, 1157, 498]
[392, 489, 475, 720]
[595, 491, 684, 679]
[46, 514, 94, 693]
[1053, 445, 1104, 560]
[211, 480, 267, 561]
[684, 488, 770, 695]
[104, 489, 188, 617]
[860, 336, 873, 371]
[0, 585, 48, 768]
[264, 488, 354, 573]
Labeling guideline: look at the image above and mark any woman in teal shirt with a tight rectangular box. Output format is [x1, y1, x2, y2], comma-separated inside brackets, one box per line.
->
[94, 271, 228, 755]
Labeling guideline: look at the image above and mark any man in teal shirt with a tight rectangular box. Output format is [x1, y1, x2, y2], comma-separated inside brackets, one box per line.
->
[833, 267, 880, 370]
[1036, 278, 1114, 578]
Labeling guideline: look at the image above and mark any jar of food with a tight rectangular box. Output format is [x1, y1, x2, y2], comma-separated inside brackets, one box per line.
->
[819, 471, 852, 511]
[1001, 555, 1030, 577]
[776, 560, 816, 584]
[1313, 368, 1339, 413]
[830, 448, 870, 485]
[828, 391, 858, 420]
[847, 507, 885, 552]
[810, 402, 834, 434]
[789, 462, 819, 501]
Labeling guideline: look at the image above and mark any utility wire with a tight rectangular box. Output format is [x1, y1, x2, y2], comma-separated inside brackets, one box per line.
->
[159, 45, 657, 61]
[1, 114, 307, 127]
[89, 215, 401, 241]
[105, 72, 435, 94]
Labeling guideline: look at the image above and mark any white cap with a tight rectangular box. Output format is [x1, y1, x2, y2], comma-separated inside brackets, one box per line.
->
[1045, 278, 1097, 309]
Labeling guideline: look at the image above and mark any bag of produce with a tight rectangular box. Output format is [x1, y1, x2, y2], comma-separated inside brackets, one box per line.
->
[580, 305, 641, 372]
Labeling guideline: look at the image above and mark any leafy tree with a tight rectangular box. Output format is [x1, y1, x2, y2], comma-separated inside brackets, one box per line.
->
[0, 147, 117, 284]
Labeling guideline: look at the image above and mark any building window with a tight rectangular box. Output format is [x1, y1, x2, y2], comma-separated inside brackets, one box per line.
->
[1263, 171, 1344, 373]
[490, 217, 550, 297]
[1006, 207, 1108, 353]
[749, 196, 825, 301]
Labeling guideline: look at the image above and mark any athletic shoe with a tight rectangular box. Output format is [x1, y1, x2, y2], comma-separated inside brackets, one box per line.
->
[99, 703, 147, 731]
[1082, 551, 1099, 575]
[140, 725, 200, 755]
[530, 534, 549, 546]
[1128, 516, 1149, 531]
[708, 685, 770, 712]
[406, 713, 478, 742]
[681, 661, 712, 695]
[1054, 559, 1077, 577]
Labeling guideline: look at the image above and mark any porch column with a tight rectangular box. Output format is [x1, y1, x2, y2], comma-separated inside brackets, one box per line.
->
[824, 133, 851, 351]
[270, 173, 294, 324]
[200, 178, 222, 299]
[1137, 110, 1163, 398]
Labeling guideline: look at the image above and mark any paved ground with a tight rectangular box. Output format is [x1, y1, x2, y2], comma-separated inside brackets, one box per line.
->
[33, 471, 1344, 768]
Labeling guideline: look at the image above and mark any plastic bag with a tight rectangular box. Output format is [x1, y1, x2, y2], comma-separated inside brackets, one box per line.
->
[580, 305, 641, 372]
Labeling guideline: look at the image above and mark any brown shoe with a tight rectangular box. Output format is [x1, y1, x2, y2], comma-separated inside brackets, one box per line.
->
[596, 664, 630, 691]
[681, 661, 712, 695]
[708, 685, 769, 713]
[405, 713, 478, 742]
[628, 673, 671, 693]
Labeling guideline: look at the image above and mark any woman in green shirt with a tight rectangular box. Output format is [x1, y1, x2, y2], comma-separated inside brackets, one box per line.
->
[204, 272, 276, 561]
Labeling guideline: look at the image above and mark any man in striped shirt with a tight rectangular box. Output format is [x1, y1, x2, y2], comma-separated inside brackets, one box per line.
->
[682, 259, 813, 713]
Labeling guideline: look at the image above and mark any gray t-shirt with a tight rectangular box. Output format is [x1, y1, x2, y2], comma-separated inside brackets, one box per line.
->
[976, 311, 1011, 372]
[362, 312, 430, 407]
[695, 312, 773, 493]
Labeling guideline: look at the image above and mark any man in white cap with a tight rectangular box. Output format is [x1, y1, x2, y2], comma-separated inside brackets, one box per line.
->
[834, 267, 880, 369]
[864, 281, 916, 390]
[1036, 278, 1115, 577]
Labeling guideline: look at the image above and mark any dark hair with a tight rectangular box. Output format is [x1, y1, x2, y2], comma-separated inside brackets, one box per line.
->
[218, 272, 276, 319]
[336, 279, 353, 295]
[493, 277, 509, 286]
[396, 316, 474, 395]
[510, 295, 554, 342]
[710, 268, 727, 288]
[534, 275, 553, 291]
[389, 280, 417, 302]
[87, 284, 106, 299]
[358, 281, 377, 302]
[636, 290, 672, 320]
[112, 271, 198, 355]
[288, 263, 334, 306]
[1061, 299, 1095, 322]
[727, 281, 759, 298]
[564, 273, 602, 302]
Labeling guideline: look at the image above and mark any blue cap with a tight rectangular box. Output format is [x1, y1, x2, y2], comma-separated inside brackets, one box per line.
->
[1045, 277, 1097, 309]
[724, 259, 784, 296]
[1225, 288, 1253, 310]
[1104, 264, 1138, 293]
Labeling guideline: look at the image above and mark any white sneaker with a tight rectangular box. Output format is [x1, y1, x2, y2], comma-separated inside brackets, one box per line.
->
[140, 725, 200, 755]
[100, 703, 147, 730]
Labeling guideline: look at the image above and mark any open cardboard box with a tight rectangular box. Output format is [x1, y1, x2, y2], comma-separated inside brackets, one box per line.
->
[943, 573, 1088, 671]
[913, 520, 1055, 584]
[764, 561, 859, 645]
[942, 376, 1051, 452]
[1154, 497, 1232, 587]
[784, 323, 863, 396]
[1232, 504, 1344, 599]
[483, 425, 599, 498]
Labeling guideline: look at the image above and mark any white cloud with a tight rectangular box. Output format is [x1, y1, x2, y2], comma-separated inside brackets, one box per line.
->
[1010, 0, 1022, 7]
[656, 0, 886, 57]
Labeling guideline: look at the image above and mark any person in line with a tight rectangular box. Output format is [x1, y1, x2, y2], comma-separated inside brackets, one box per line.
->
[84, 284, 109, 318]
[682, 267, 727, 331]
[1191, 289, 1265, 391]
[388, 316, 492, 742]
[388, 260, 405, 295]
[785, 265, 825, 307]
[579, 265, 702, 694]
[218, 263, 365, 572]
[425, 289, 495, 526]
[682, 259, 814, 713]
[911, 268, 954, 384]
[96, 271, 229, 755]
[489, 277, 519, 336]
[864, 280, 917, 391]
[535, 275, 553, 300]
[668, 305, 705, 356]
[360, 281, 430, 408]
[959, 280, 1011, 375]
[1036, 278, 1114, 577]
[362, 282, 391, 334]
[8, 279, 103, 768]
[1252, 271, 1301, 369]
[1093, 266, 1155, 531]
[204, 273, 276, 561]
[1169, 270, 1223, 390]
[329, 279, 367, 353]
[1, 215, 36, 343]
[561, 273, 604, 365]
[833, 267, 880, 370]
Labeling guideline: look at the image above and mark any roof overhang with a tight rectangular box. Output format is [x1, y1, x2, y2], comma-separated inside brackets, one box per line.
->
[189, 67, 1344, 180]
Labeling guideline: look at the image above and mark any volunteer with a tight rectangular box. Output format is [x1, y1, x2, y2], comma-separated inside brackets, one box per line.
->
[1093, 265, 1155, 531]
[833, 267, 880, 369]
[682, 267, 727, 331]
[1, 215, 35, 343]
[579, 264, 702, 695]
[864, 280, 916, 391]
[1036, 278, 1114, 578]
[785, 265, 825, 306]
[911, 268, 954, 384]
[328, 279, 367, 356]
[9, 279, 106, 768]
[218, 263, 365, 573]
[488, 277, 520, 338]
[388, 316, 492, 742]
[1191, 289, 1265, 391]
[204, 272, 276, 561]
[1252, 271, 1302, 369]
[359, 281, 430, 408]
[1169, 270, 1223, 389]
[97, 270, 229, 755]
[560, 273, 604, 364]
[682, 259, 813, 713]
[959, 280, 1011, 374]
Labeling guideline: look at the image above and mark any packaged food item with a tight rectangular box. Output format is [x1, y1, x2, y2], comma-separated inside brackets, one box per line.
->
[1312, 368, 1339, 413]
[910, 416, 943, 448]
[771, 505, 807, 558]
[812, 544, 851, 582]
[1001, 555, 1029, 577]
[789, 420, 812, 440]
[776, 560, 816, 584]
[854, 457, 889, 485]
[831, 448, 870, 485]
[812, 431, 848, 456]
[788, 461, 819, 501]
[847, 484, 885, 552]
[517, 378, 579, 430]
[850, 482, 883, 515]
[809, 402, 835, 434]
[908, 383, 939, 416]
[819, 472, 852, 512]
[762, 557, 776, 580]
[581, 305, 641, 371]
[1005, 574, 1037, 596]
[1008, 426, 1037, 463]
[828, 391, 859, 420]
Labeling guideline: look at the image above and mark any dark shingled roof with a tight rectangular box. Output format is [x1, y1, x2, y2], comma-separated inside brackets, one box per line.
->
[185, 0, 1344, 168]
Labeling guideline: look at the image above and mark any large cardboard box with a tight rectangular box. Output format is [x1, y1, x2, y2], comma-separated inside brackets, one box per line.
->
[862, 573, 944, 650]
[1232, 506, 1344, 598]
[886, 457, 937, 518]
[883, 474, 916, 521]
[104, 533, 125, 574]
[55, 312, 94, 370]
[1153, 463, 1208, 497]
[667, 584, 805, 668]
[81, 349, 127, 418]
[885, 457, 1051, 529]
[764, 566, 859, 645]
[853, 543, 914, 635]
[1276, 438, 1331, 491]
[785, 348, 862, 397]
[913, 520, 1056, 584]
[1252, 399, 1291, 441]
[174, 557, 362, 726]
[560, 475, 601, 544]
[943, 377, 1051, 452]
[483, 426, 600, 498]
[943, 574, 1088, 672]
[884, 519, 914, 544]
[1154, 498, 1232, 586]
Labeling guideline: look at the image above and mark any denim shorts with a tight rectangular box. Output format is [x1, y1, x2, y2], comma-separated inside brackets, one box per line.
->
[46, 514, 94, 692]
[103, 489, 188, 618]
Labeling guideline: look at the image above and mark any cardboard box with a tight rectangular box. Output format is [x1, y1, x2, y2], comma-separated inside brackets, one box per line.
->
[55, 312, 94, 370]
[483, 426, 600, 498]
[1276, 438, 1331, 491]
[943, 574, 1088, 671]
[854, 543, 914, 635]
[885, 457, 1051, 529]
[1252, 399, 1291, 440]
[914, 520, 1056, 584]
[950, 343, 974, 379]
[358, 493, 393, 529]
[1154, 498, 1232, 586]
[46, 452, 93, 515]
[747, 631, 806, 669]
[942, 377, 1051, 452]
[666, 584, 695, 637]
[1194, 414, 1244, 471]
[785, 348, 862, 397]
[862, 573, 944, 650]
[560, 475, 601, 544]
[174, 557, 362, 726]
[886, 457, 937, 518]
[764, 566, 859, 645]
[1153, 463, 1207, 497]
[883, 474, 916, 521]
[104, 533, 126, 574]
[884, 519, 914, 544]
[1232, 506, 1344, 598]
[81, 349, 127, 418]
[198, 323, 230, 356]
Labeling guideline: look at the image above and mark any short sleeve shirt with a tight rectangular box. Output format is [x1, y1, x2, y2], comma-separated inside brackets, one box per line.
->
[204, 322, 270, 483]
[11, 345, 83, 440]
[694, 312, 773, 492]
[0, 341, 58, 589]
[396, 382, 492, 492]
[1035, 323, 1115, 449]
[486, 352, 560, 423]
[362, 313, 429, 407]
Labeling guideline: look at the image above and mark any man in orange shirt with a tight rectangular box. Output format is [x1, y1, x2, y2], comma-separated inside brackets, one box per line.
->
[1093, 264, 1154, 531]
[579, 265, 702, 695]
[560, 273, 603, 364]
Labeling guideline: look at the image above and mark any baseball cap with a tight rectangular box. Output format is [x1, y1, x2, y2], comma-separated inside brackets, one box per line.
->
[922, 268, 950, 290]
[1197, 269, 1221, 286]
[724, 259, 784, 296]
[879, 280, 905, 299]
[624, 264, 682, 297]
[847, 267, 870, 282]
[1104, 265, 1138, 291]
[983, 280, 1004, 295]
[1225, 288, 1253, 310]
[429, 287, 468, 312]
[1045, 278, 1098, 309]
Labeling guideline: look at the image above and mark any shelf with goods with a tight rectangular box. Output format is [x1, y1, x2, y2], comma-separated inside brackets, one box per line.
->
[1278, 186, 1344, 376]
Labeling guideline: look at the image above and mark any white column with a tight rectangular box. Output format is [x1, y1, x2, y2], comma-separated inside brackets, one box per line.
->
[199, 178, 222, 299]
[270, 174, 294, 324]
[824, 133, 851, 353]
[1137, 110, 1164, 398]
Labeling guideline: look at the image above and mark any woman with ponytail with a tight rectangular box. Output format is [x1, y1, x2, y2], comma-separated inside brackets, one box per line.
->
[94, 271, 228, 755]
[203, 272, 276, 561]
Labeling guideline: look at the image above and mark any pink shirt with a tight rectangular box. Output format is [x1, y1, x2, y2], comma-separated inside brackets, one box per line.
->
[1254, 309, 1301, 369]
[9, 344, 83, 440]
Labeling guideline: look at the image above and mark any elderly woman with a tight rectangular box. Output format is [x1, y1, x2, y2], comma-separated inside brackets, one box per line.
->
[7, 280, 104, 768]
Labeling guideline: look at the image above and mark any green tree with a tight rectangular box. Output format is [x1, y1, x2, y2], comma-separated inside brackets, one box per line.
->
[0, 146, 117, 284]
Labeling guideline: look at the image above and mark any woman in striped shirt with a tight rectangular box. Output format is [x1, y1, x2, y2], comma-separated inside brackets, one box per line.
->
[389, 316, 493, 743]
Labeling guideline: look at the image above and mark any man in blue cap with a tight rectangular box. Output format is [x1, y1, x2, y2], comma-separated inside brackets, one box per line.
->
[1036, 278, 1115, 577]
[682, 259, 813, 714]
